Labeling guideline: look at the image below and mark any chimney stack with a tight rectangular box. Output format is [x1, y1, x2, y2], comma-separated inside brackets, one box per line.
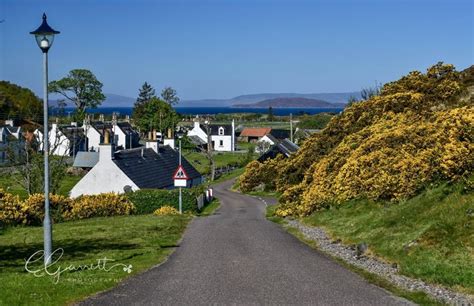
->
[99, 114, 104, 122]
[99, 130, 114, 161]
[146, 129, 159, 153]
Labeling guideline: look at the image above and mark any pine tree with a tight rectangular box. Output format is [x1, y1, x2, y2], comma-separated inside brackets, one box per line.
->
[133, 82, 156, 128]
[136, 82, 156, 105]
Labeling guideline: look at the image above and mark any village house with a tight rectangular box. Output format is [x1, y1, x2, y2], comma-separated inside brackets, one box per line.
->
[69, 132, 202, 197]
[35, 122, 87, 157]
[257, 139, 300, 162]
[187, 119, 235, 152]
[83, 115, 140, 151]
[238, 127, 271, 143]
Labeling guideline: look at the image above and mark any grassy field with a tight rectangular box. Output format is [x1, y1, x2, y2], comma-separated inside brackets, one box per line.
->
[0, 172, 83, 199]
[182, 150, 243, 174]
[0, 214, 191, 305]
[302, 181, 474, 295]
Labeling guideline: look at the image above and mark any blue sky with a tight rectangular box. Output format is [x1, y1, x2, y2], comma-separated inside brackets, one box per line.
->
[1, 0, 472, 100]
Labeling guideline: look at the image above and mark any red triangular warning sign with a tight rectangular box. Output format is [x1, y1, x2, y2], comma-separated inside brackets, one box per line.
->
[173, 165, 189, 180]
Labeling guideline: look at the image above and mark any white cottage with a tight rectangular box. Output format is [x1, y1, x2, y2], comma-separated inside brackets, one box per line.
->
[69, 135, 202, 197]
[187, 120, 235, 152]
[35, 123, 86, 156]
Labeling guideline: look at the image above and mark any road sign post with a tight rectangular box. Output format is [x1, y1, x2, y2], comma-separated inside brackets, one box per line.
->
[173, 164, 189, 214]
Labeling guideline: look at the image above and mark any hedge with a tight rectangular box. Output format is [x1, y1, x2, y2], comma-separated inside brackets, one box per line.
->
[126, 185, 206, 214]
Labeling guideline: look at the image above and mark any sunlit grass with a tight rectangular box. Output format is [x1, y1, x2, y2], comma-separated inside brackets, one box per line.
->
[0, 214, 191, 305]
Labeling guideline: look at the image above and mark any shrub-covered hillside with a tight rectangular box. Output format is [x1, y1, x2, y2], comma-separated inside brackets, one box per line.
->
[241, 63, 473, 217]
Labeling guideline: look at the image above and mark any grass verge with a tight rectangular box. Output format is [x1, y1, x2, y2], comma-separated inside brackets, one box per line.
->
[265, 205, 442, 305]
[0, 214, 191, 305]
[303, 181, 474, 295]
[198, 198, 221, 216]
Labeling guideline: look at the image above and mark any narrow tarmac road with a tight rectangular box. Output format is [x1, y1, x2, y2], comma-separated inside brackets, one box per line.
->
[81, 180, 412, 305]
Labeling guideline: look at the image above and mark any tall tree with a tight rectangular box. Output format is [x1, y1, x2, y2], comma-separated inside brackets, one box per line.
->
[0, 81, 42, 123]
[161, 86, 180, 105]
[48, 69, 105, 119]
[136, 82, 156, 104]
[133, 97, 179, 135]
[133, 82, 156, 130]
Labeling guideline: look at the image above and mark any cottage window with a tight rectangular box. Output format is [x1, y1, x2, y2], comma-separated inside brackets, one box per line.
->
[219, 140, 224, 146]
[218, 127, 224, 135]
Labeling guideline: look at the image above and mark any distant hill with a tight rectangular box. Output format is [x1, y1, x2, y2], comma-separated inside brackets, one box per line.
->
[230, 92, 359, 105]
[233, 97, 345, 108]
[50, 92, 360, 108]
[50, 93, 136, 108]
[180, 92, 360, 107]
[102, 94, 136, 107]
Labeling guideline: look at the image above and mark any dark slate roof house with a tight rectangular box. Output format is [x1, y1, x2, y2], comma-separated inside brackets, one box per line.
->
[269, 129, 290, 140]
[257, 139, 299, 162]
[113, 146, 201, 189]
[70, 140, 203, 197]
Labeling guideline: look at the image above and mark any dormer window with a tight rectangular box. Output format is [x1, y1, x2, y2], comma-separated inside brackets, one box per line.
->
[218, 127, 224, 135]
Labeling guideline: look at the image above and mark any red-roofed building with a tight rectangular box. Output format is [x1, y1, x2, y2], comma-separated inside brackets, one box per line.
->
[239, 127, 272, 142]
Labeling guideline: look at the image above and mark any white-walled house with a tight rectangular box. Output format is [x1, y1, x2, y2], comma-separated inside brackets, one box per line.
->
[70, 139, 203, 197]
[35, 123, 86, 156]
[187, 120, 235, 152]
[82, 120, 140, 152]
[112, 122, 140, 149]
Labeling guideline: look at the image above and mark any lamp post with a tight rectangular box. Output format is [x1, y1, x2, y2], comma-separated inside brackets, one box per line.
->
[30, 13, 60, 265]
[176, 130, 184, 214]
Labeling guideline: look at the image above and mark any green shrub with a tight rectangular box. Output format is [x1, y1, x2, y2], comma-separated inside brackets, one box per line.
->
[127, 186, 204, 214]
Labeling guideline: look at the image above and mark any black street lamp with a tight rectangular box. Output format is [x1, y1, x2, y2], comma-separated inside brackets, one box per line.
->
[30, 13, 60, 265]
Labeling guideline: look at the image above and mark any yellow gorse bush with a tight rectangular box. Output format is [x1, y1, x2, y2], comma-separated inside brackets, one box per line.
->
[0, 190, 135, 226]
[0, 189, 26, 225]
[63, 193, 135, 220]
[153, 205, 179, 216]
[240, 63, 474, 217]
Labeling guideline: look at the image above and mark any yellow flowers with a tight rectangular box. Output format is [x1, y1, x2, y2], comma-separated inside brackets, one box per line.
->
[153, 205, 179, 216]
[0, 190, 135, 226]
[63, 193, 135, 220]
[240, 63, 474, 217]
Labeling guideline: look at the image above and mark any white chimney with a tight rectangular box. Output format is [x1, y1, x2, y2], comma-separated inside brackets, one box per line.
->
[99, 144, 114, 161]
[71, 122, 77, 127]
[146, 141, 159, 153]
[5, 120, 14, 127]
[99, 131, 114, 161]
[194, 121, 200, 129]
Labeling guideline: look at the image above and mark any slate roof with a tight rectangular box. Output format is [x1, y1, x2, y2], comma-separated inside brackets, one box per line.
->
[59, 126, 86, 144]
[269, 129, 290, 140]
[90, 121, 113, 136]
[257, 139, 299, 162]
[278, 139, 299, 155]
[240, 127, 271, 137]
[73, 151, 99, 168]
[117, 122, 138, 135]
[262, 134, 278, 144]
[201, 124, 232, 136]
[188, 135, 207, 146]
[113, 146, 202, 189]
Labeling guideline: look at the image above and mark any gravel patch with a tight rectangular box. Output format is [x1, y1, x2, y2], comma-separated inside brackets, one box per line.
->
[286, 219, 474, 306]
